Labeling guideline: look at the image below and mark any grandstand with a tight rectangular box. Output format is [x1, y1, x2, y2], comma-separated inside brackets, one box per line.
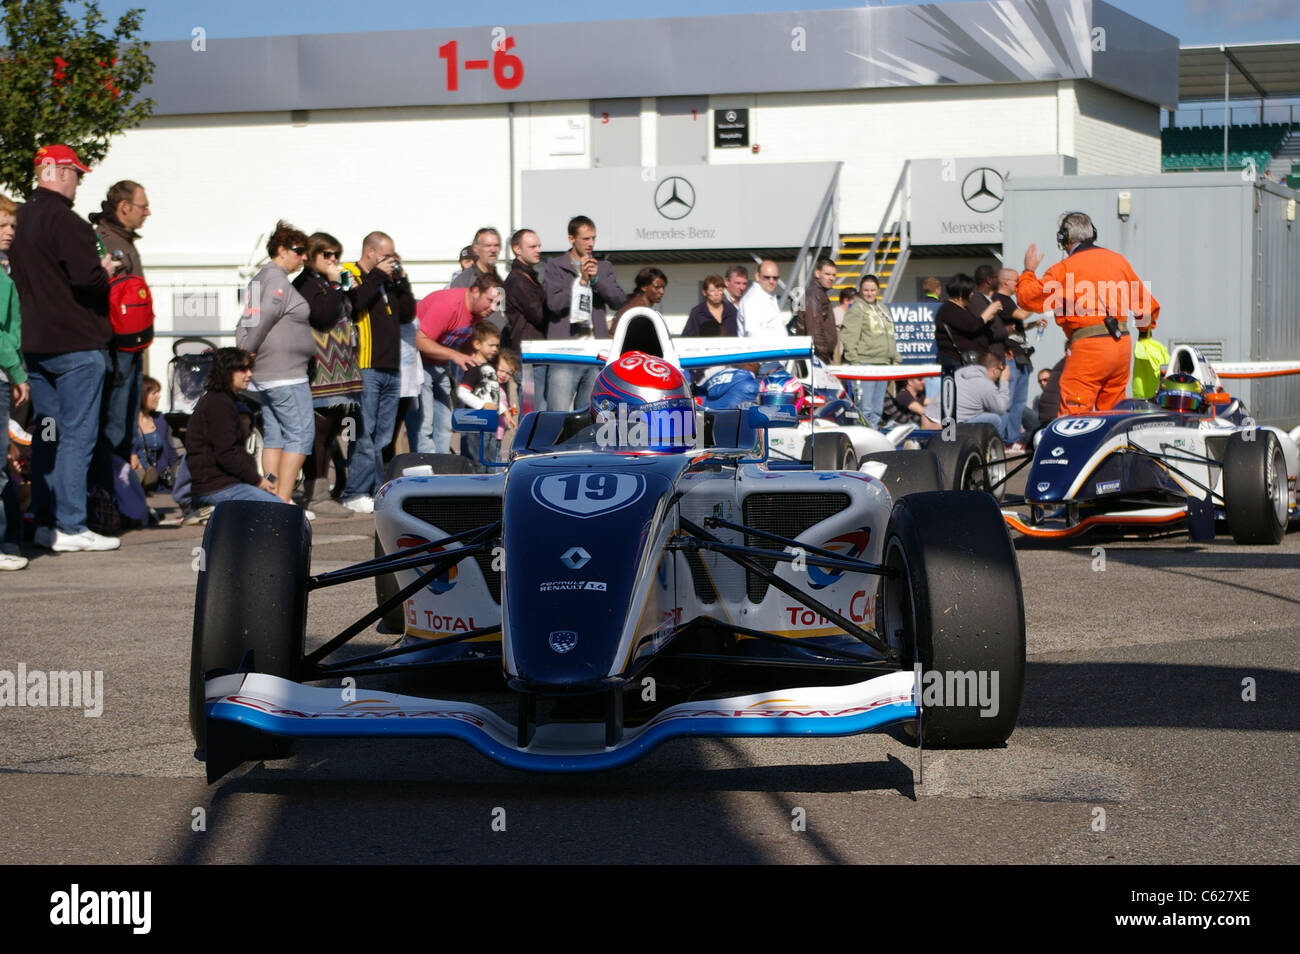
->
[1161, 122, 1297, 175]
[1168, 43, 1300, 186]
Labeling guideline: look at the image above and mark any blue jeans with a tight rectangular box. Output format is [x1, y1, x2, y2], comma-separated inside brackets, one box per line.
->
[97, 349, 141, 475]
[543, 363, 597, 414]
[344, 367, 400, 498]
[854, 379, 889, 428]
[27, 349, 109, 534]
[414, 363, 455, 454]
[199, 481, 285, 506]
[0, 380, 10, 545]
[1000, 360, 1030, 444]
[962, 411, 1005, 429]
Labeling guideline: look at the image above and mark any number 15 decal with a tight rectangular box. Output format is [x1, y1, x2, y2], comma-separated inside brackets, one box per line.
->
[532, 473, 646, 517]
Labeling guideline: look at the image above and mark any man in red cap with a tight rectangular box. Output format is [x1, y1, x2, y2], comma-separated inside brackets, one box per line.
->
[8, 144, 123, 552]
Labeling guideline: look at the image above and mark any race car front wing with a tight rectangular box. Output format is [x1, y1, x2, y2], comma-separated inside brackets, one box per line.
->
[202, 670, 918, 780]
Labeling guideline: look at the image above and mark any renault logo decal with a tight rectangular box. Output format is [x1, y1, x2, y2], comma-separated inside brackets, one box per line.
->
[654, 176, 695, 220]
[961, 167, 1004, 213]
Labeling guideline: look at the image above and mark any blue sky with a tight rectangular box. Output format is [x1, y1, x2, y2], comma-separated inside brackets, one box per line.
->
[87, 0, 1300, 46]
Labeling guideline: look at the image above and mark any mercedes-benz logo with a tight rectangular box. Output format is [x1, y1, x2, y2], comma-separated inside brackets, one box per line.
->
[725, 110, 738, 122]
[961, 167, 1004, 214]
[654, 176, 695, 220]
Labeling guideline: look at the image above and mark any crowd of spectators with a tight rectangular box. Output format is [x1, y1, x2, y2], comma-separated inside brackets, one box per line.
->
[0, 144, 1053, 572]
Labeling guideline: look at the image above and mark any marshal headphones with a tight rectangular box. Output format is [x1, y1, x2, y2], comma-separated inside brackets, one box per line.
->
[1057, 211, 1098, 250]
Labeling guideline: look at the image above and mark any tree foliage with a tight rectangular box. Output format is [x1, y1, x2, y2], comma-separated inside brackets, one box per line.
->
[0, 0, 154, 198]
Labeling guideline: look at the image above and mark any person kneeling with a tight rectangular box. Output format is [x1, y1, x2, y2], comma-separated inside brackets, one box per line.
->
[955, 352, 1011, 428]
[185, 348, 283, 507]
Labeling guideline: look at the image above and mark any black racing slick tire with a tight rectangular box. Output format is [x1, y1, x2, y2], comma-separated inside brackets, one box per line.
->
[375, 453, 476, 633]
[189, 501, 310, 751]
[1223, 430, 1289, 545]
[807, 433, 856, 471]
[926, 435, 984, 492]
[878, 491, 1026, 748]
[956, 422, 1007, 501]
[860, 451, 944, 501]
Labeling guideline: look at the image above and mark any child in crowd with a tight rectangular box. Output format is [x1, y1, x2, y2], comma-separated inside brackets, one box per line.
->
[457, 324, 504, 468]
[494, 348, 521, 450]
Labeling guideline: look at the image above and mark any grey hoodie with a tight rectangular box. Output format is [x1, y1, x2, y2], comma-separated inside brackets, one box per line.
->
[955, 364, 1010, 421]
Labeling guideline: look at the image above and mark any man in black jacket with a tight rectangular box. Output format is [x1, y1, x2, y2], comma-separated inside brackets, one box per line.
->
[10, 145, 121, 552]
[503, 228, 544, 348]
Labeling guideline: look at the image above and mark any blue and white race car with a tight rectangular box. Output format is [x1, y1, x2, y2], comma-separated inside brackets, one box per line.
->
[190, 310, 1025, 781]
[1000, 345, 1300, 543]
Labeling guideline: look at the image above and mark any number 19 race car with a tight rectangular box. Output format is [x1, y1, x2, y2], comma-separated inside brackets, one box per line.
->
[190, 310, 1025, 782]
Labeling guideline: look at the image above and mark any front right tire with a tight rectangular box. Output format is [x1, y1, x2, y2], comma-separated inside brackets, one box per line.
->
[1223, 430, 1288, 544]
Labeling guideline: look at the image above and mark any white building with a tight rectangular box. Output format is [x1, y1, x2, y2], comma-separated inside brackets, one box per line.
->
[75, 0, 1176, 380]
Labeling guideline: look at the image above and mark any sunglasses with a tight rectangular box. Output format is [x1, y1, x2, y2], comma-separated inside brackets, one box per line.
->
[321, 250, 339, 260]
[290, 246, 306, 255]
[759, 274, 780, 281]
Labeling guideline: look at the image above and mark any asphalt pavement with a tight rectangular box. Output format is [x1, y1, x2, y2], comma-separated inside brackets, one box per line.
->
[0, 493, 1296, 865]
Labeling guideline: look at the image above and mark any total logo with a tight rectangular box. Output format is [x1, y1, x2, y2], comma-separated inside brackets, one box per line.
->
[396, 535, 457, 594]
[808, 528, 871, 590]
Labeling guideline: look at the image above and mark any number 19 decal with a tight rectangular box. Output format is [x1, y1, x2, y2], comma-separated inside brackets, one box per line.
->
[532, 473, 646, 518]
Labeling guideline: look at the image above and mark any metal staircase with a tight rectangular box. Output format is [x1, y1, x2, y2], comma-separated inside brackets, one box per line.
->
[839, 161, 912, 302]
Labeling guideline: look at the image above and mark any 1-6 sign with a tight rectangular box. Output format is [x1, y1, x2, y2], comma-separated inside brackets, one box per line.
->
[438, 37, 524, 91]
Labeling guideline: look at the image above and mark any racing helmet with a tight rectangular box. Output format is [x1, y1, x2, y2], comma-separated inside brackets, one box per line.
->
[759, 369, 808, 415]
[1153, 372, 1207, 414]
[590, 350, 695, 452]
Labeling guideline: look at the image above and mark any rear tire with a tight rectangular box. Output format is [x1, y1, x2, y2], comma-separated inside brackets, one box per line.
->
[878, 491, 1025, 747]
[375, 453, 477, 633]
[861, 451, 944, 500]
[956, 422, 1006, 501]
[926, 435, 983, 492]
[190, 501, 310, 751]
[1223, 430, 1288, 544]
[808, 433, 855, 471]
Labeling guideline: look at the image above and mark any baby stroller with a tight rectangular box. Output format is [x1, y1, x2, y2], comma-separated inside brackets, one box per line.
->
[164, 336, 262, 455]
[165, 337, 217, 443]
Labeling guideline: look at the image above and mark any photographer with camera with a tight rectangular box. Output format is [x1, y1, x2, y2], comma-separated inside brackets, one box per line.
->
[338, 231, 415, 513]
[995, 267, 1044, 446]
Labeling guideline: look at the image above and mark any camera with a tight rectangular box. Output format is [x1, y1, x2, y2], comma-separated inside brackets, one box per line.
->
[388, 260, 404, 280]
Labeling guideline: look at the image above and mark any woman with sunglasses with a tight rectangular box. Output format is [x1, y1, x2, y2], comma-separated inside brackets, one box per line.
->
[185, 347, 282, 507]
[236, 220, 315, 509]
[293, 232, 362, 515]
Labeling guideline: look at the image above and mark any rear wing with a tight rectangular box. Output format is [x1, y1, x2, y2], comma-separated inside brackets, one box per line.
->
[826, 364, 942, 381]
[521, 334, 813, 369]
[1211, 361, 1300, 379]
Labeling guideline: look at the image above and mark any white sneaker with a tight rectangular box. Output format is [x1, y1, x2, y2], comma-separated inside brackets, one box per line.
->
[341, 496, 374, 514]
[33, 526, 56, 550]
[303, 509, 316, 522]
[51, 529, 122, 552]
[0, 552, 27, 571]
